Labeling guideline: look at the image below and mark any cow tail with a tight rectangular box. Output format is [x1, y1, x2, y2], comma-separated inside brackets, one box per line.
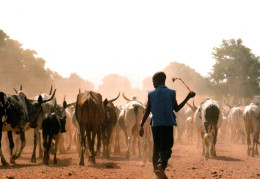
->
[134, 105, 138, 122]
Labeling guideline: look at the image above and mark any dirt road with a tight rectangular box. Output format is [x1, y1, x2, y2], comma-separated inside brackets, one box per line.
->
[0, 138, 260, 179]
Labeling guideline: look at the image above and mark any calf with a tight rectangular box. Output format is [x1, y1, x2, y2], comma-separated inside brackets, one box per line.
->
[42, 101, 67, 165]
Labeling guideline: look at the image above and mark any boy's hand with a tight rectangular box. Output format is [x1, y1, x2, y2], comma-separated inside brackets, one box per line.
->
[139, 126, 144, 137]
[188, 91, 196, 98]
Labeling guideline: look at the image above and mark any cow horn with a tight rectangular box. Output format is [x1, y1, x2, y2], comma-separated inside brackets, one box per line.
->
[42, 89, 56, 103]
[79, 88, 81, 93]
[187, 102, 196, 111]
[122, 92, 132, 102]
[49, 85, 53, 95]
[224, 100, 232, 109]
[13, 88, 18, 94]
[108, 92, 120, 103]
[66, 102, 76, 107]
[20, 85, 22, 91]
[193, 101, 198, 110]
[233, 103, 241, 107]
[64, 95, 66, 101]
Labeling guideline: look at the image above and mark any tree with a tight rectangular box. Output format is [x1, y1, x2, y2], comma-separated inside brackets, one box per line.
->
[97, 74, 134, 105]
[210, 39, 260, 99]
[163, 62, 213, 101]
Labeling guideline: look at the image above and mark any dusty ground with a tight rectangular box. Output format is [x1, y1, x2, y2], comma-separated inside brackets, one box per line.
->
[0, 136, 260, 179]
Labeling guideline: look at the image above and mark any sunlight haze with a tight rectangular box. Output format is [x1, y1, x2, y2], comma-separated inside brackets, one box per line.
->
[1, 0, 260, 89]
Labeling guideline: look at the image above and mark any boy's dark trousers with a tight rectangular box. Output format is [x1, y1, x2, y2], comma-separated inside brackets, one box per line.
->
[152, 126, 174, 171]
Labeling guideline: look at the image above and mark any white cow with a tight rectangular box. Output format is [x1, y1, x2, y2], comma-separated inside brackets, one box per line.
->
[243, 103, 260, 157]
[228, 107, 245, 143]
[194, 98, 223, 159]
[142, 115, 153, 163]
[119, 93, 145, 159]
[175, 106, 188, 144]
[59, 105, 78, 152]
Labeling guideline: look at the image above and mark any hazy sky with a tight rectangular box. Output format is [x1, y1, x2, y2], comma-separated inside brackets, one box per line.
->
[1, 0, 260, 88]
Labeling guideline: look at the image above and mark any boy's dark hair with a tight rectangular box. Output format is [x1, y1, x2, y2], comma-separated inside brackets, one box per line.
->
[152, 71, 166, 84]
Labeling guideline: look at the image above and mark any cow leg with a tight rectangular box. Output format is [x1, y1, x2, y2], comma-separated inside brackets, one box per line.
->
[53, 134, 60, 164]
[211, 128, 218, 157]
[132, 134, 137, 155]
[101, 127, 107, 159]
[43, 135, 53, 165]
[137, 134, 142, 159]
[89, 131, 97, 163]
[201, 132, 205, 156]
[126, 134, 133, 159]
[87, 131, 94, 163]
[7, 131, 14, 156]
[79, 126, 86, 166]
[246, 130, 251, 156]
[96, 128, 102, 158]
[38, 131, 43, 158]
[0, 123, 9, 166]
[67, 129, 72, 151]
[114, 127, 120, 154]
[196, 129, 201, 148]
[11, 130, 25, 163]
[31, 129, 38, 163]
[252, 129, 259, 157]
[59, 134, 66, 154]
[106, 126, 113, 159]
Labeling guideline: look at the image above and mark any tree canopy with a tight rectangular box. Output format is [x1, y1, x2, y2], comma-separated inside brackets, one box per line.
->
[0, 29, 94, 101]
[210, 39, 260, 99]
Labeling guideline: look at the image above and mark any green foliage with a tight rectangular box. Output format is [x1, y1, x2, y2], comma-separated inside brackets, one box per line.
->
[210, 38, 260, 98]
[0, 29, 94, 100]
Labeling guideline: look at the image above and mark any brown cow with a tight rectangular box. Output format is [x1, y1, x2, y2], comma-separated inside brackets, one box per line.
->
[102, 93, 120, 159]
[75, 91, 106, 165]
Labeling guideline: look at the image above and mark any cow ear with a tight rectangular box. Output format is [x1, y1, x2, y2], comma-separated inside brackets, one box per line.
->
[104, 99, 108, 107]
[38, 95, 43, 104]
[63, 100, 67, 109]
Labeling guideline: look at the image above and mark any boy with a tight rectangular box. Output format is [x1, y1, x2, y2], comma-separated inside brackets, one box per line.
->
[139, 71, 195, 179]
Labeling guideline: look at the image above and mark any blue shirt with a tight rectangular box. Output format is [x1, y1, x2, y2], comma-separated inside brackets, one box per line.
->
[148, 84, 177, 127]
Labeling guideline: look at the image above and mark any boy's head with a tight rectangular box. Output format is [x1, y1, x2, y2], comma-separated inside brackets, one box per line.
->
[152, 71, 166, 88]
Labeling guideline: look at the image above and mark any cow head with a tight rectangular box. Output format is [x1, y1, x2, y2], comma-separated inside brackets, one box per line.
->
[0, 92, 10, 123]
[29, 89, 57, 128]
[53, 97, 76, 133]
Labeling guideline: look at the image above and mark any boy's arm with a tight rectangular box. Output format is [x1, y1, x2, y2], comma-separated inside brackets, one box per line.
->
[173, 91, 195, 112]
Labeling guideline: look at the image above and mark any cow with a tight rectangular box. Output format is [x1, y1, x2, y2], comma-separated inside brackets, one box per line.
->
[42, 100, 67, 165]
[194, 98, 223, 159]
[58, 104, 78, 153]
[109, 106, 121, 155]
[0, 87, 56, 166]
[227, 107, 245, 144]
[142, 114, 153, 164]
[224, 101, 245, 143]
[75, 91, 106, 165]
[243, 103, 260, 157]
[187, 102, 200, 146]
[101, 93, 120, 159]
[31, 86, 57, 163]
[119, 93, 145, 159]
[174, 106, 188, 144]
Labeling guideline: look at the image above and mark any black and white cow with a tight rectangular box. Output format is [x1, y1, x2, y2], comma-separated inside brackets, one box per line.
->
[194, 98, 223, 159]
[0, 88, 56, 166]
[42, 100, 67, 165]
[31, 86, 57, 163]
